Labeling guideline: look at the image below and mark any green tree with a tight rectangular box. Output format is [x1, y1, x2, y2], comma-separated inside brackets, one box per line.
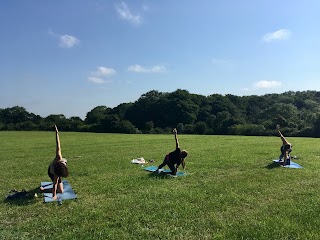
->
[45, 114, 69, 129]
[125, 90, 164, 129]
[118, 120, 139, 134]
[176, 123, 184, 133]
[313, 113, 320, 137]
[85, 106, 111, 124]
[111, 103, 133, 119]
[144, 121, 154, 133]
[2, 106, 29, 124]
[68, 116, 84, 131]
[100, 114, 121, 132]
[193, 121, 207, 135]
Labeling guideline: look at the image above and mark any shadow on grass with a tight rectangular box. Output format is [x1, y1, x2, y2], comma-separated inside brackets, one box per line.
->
[265, 162, 280, 169]
[4, 187, 41, 206]
[146, 171, 177, 179]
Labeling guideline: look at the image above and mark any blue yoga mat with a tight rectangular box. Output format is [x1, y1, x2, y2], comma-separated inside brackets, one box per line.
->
[273, 160, 303, 169]
[41, 180, 77, 202]
[144, 166, 187, 176]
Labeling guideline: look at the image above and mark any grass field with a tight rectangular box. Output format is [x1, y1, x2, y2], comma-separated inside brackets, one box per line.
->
[1, 131, 320, 239]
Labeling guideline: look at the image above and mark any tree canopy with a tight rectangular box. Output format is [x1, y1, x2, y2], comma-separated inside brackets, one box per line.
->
[2, 89, 320, 137]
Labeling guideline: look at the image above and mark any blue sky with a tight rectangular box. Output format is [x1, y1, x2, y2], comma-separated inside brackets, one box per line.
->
[1, 1, 320, 119]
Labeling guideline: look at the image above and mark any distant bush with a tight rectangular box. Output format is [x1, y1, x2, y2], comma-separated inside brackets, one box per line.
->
[231, 124, 266, 136]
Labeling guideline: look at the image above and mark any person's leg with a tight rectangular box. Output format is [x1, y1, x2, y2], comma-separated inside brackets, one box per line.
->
[285, 150, 291, 165]
[40, 166, 54, 191]
[167, 162, 177, 175]
[41, 166, 64, 193]
[288, 148, 292, 157]
[57, 178, 64, 193]
[157, 155, 168, 170]
[279, 146, 284, 161]
[285, 158, 290, 165]
[157, 161, 166, 170]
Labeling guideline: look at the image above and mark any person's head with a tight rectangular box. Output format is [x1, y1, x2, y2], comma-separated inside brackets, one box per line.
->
[54, 161, 69, 177]
[180, 150, 188, 159]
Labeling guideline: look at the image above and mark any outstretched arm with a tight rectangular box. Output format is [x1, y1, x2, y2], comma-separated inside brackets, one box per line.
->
[173, 128, 179, 149]
[276, 127, 289, 145]
[55, 125, 62, 160]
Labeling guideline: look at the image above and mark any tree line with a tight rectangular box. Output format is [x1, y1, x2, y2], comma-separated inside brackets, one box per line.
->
[2, 89, 320, 137]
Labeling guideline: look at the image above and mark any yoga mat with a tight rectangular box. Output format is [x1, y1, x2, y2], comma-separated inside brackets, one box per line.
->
[41, 180, 77, 202]
[144, 166, 187, 176]
[273, 160, 303, 169]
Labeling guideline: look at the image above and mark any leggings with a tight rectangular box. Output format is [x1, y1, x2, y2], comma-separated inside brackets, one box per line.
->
[157, 155, 176, 175]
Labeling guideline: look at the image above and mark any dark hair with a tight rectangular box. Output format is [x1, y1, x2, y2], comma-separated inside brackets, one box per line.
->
[181, 150, 188, 158]
[54, 162, 69, 177]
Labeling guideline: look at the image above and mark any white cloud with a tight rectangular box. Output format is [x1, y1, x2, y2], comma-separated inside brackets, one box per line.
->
[59, 34, 80, 48]
[88, 77, 108, 84]
[93, 67, 116, 76]
[254, 80, 282, 89]
[115, 2, 142, 25]
[88, 66, 116, 84]
[128, 64, 167, 73]
[262, 29, 291, 42]
[48, 30, 80, 48]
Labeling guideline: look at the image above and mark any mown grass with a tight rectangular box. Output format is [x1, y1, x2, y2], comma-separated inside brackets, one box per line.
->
[1, 131, 320, 239]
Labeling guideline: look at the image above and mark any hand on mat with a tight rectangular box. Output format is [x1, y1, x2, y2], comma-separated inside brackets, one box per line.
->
[52, 195, 58, 201]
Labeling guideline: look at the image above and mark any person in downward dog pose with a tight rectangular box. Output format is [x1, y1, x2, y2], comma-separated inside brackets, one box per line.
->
[156, 128, 188, 175]
[40, 125, 69, 200]
[276, 125, 292, 166]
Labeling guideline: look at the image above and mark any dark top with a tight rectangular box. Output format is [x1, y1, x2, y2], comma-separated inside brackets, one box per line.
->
[168, 148, 182, 165]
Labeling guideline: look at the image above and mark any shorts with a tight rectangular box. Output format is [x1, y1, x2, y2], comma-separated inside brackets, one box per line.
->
[47, 166, 62, 183]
